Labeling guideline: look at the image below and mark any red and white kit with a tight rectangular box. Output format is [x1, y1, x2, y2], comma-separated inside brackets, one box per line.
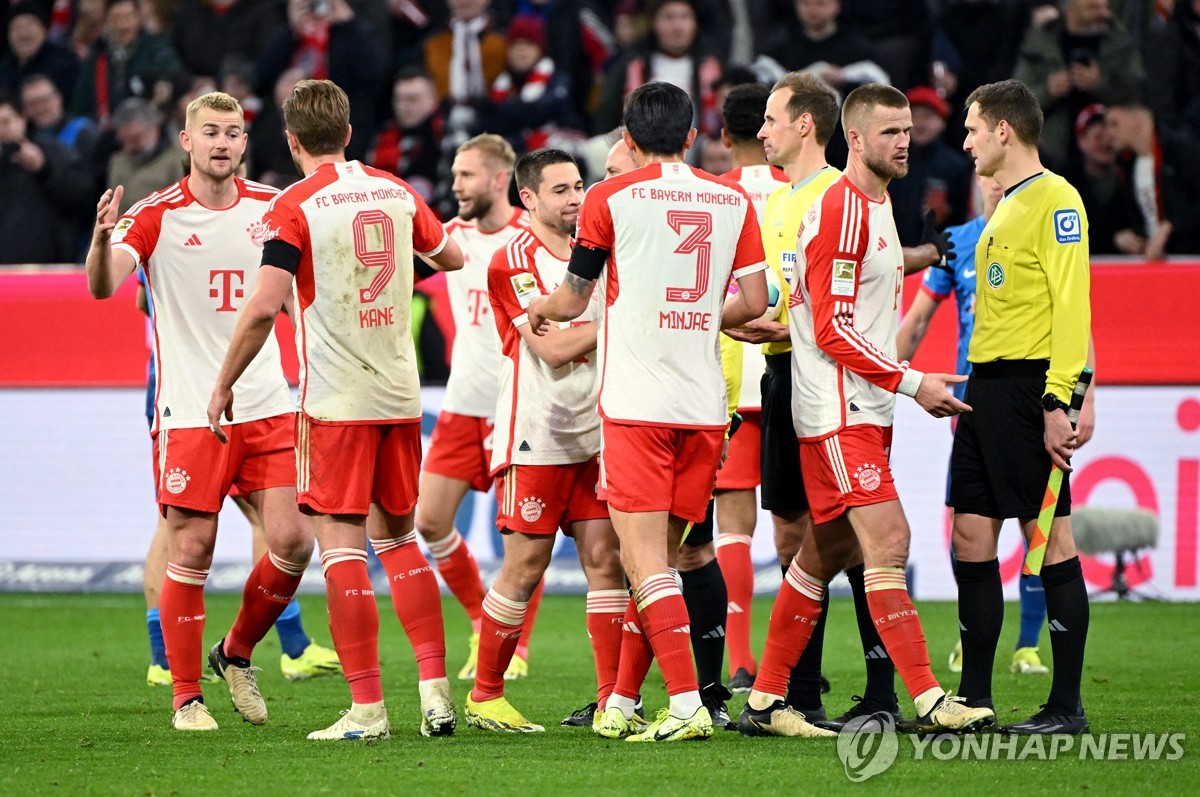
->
[488, 229, 606, 534]
[575, 162, 767, 521]
[424, 209, 528, 490]
[261, 160, 447, 514]
[789, 175, 923, 522]
[111, 176, 294, 511]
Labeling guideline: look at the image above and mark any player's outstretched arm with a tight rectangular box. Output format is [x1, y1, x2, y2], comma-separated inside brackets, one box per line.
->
[207, 265, 293, 443]
[913, 372, 971, 418]
[518, 321, 597, 368]
[720, 266, 769, 330]
[425, 235, 465, 272]
[528, 272, 595, 334]
[85, 186, 136, 299]
[724, 318, 789, 344]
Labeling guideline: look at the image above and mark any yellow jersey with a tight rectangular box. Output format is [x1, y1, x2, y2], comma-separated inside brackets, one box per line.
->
[760, 166, 841, 355]
[968, 171, 1091, 402]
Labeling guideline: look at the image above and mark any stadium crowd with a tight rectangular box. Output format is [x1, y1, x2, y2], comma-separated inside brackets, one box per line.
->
[2, 0, 1200, 266]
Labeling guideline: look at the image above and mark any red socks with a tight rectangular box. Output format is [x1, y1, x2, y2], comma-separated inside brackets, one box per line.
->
[223, 551, 305, 660]
[514, 579, 543, 662]
[612, 595, 654, 701]
[633, 573, 696, 697]
[160, 563, 208, 710]
[585, 589, 626, 706]
[716, 533, 756, 676]
[426, 530, 486, 633]
[753, 561, 826, 699]
[471, 589, 527, 702]
[321, 548, 382, 705]
[864, 567, 939, 700]
[373, 532, 447, 681]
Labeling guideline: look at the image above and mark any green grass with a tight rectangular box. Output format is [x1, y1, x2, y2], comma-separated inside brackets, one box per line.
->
[1, 594, 1198, 796]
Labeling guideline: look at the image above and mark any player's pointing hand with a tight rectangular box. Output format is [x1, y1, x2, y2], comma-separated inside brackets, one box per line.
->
[914, 373, 971, 418]
[206, 385, 233, 443]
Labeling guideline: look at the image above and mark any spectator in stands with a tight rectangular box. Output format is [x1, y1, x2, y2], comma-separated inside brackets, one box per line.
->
[168, 0, 281, 82]
[1, 2, 78, 99]
[889, 85, 972, 246]
[839, 0, 931, 89]
[1106, 98, 1200, 258]
[247, 66, 305, 188]
[478, 15, 583, 151]
[368, 68, 444, 202]
[1064, 103, 1125, 255]
[0, 91, 92, 264]
[105, 96, 183, 213]
[1145, 0, 1200, 139]
[20, 73, 98, 159]
[424, 0, 507, 104]
[761, 0, 889, 91]
[69, 0, 107, 59]
[387, 0, 445, 74]
[1013, 0, 1144, 169]
[255, 0, 387, 161]
[594, 0, 723, 136]
[930, 0, 1029, 117]
[70, 0, 183, 126]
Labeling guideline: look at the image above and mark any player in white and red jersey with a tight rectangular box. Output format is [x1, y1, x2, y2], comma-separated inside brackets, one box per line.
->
[414, 134, 540, 682]
[85, 91, 314, 733]
[741, 84, 994, 737]
[206, 80, 465, 742]
[461, 148, 625, 734]
[529, 82, 768, 743]
[710, 83, 789, 697]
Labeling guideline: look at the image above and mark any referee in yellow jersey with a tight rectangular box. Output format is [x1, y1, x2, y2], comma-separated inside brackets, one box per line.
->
[952, 79, 1092, 735]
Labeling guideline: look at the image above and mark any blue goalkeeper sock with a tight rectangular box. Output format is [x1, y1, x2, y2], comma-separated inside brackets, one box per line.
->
[147, 608, 169, 668]
[274, 599, 311, 658]
[1017, 574, 1047, 649]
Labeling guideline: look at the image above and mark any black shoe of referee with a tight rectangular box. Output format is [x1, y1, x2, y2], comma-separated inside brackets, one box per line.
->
[817, 695, 902, 733]
[1003, 703, 1090, 735]
[700, 683, 735, 730]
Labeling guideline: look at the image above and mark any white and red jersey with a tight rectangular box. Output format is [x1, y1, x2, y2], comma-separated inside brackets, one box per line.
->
[488, 229, 600, 472]
[111, 176, 292, 433]
[262, 160, 447, 423]
[724, 164, 787, 410]
[576, 162, 767, 429]
[789, 175, 922, 440]
[442, 208, 529, 417]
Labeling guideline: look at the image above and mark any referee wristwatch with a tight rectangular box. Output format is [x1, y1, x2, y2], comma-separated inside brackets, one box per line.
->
[1042, 393, 1069, 414]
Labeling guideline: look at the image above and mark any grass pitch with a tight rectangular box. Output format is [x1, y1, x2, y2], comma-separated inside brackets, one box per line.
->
[1, 593, 1198, 796]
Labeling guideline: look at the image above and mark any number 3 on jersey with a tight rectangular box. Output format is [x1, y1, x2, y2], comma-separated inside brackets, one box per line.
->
[354, 209, 396, 303]
[664, 210, 712, 303]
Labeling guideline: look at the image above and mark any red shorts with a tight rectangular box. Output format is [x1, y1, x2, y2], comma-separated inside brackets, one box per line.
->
[599, 420, 724, 524]
[715, 409, 761, 491]
[153, 413, 295, 514]
[495, 457, 608, 535]
[297, 414, 421, 517]
[423, 411, 494, 492]
[799, 424, 897, 524]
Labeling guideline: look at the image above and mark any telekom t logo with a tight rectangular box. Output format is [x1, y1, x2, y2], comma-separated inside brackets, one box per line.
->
[209, 269, 245, 312]
[466, 288, 490, 326]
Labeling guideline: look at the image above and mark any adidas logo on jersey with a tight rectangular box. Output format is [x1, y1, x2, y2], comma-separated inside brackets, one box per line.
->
[877, 236, 888, 250]
[518, 441, 531, 452]
[184, 234, 202, 246]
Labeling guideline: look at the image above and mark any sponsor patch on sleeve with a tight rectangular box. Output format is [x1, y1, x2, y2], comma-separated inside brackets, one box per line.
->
[1053, 209, 1082, 244]
[510, 272, 541, 308]
[111, 217, 134, 243]
[831, 259, 857, 296]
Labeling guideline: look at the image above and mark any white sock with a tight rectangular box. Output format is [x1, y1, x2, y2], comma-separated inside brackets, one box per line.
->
[914, 687, 946, 717]
[607, 693, 638, 719]
[669, 690, 702, 719]
[748, 689, 784, 711]
[350, 700, 386, 721]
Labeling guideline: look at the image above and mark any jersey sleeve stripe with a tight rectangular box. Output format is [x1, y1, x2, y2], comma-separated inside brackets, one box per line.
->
[126, 185, 185, 216]
[831, 299, 905, 373]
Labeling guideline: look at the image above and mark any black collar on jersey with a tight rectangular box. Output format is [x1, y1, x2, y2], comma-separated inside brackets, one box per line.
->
[1004, 171, 1044, 198]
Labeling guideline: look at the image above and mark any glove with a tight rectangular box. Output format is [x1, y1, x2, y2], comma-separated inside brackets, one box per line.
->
[920, 209, 955, 272]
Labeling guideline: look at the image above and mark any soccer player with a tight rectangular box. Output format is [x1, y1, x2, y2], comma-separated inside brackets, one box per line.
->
[898, 174, 1098, 678]
[529, 81, 769, 742]
[207, 79, 465, 741]
[86, 91, 315, 732]
[739, 83, 995, 737]
[952, 79, 1093, 735]
[711, 81, 787, 696]
[415, 134, 537, 681]
[725, 71, 903, 729]
[463, 148, 624, 734]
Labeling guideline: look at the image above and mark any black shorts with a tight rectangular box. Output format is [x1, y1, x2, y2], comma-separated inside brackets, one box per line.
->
[949, 360, 1071, 520]
[683, 497, 715, 548]
[760, 353, 809, 514]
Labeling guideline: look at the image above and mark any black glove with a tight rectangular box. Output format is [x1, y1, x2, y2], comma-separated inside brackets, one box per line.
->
[920, 209, 955, 272]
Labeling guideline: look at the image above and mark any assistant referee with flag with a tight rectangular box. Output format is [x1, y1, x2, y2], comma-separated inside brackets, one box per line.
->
[951, 79, 1093, 735]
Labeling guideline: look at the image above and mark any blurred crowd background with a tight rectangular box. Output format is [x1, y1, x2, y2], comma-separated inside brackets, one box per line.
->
[1, 0, 1198, 268]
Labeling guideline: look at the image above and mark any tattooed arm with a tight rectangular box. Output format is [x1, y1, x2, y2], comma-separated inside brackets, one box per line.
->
[527, 243, 606, 336]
